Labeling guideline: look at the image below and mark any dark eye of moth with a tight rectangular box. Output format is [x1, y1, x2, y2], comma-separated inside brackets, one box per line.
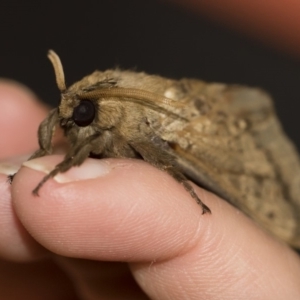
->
[72, 100, 96, 127]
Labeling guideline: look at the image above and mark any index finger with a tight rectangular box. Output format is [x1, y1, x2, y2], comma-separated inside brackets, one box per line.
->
[0, 80, 48, 160]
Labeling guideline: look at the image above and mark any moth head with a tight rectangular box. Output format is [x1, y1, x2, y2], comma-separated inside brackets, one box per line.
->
[47, 50, 185, 134]
[48, 50, 96, 128]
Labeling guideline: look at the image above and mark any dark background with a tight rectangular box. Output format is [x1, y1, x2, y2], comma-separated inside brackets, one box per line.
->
[1, 0, 300, 149]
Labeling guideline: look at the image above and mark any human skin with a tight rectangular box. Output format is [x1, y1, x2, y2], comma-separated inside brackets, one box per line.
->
[0, 77, 300, 300]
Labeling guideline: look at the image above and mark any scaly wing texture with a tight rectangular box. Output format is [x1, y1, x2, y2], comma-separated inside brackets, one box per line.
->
[159, 79, 300, 247]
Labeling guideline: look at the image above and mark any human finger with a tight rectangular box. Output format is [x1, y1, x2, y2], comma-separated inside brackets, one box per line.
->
[11, 155, 300, 299]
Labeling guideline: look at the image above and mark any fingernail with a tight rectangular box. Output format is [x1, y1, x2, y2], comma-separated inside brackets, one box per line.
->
[0, 154, 31, 175]
[22, 156, 111, 183]
[0, 162, 20, 175]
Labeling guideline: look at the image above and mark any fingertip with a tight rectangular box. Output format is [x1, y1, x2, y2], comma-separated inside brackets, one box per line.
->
[12, 156, 211, 260]
[0, 80, 48, 159]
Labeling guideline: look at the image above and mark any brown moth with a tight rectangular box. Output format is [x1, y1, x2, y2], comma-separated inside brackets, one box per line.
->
[24, 50, 300, 248]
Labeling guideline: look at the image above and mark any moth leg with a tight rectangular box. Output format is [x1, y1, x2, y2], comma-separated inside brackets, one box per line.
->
[164, 166, 211, 214]
[32, 133, 101, 195]
[7, 174, 15, 184]
[130, 140, 211, 214]
[8, 109, 59, 185]
[30, 108, 59, 160]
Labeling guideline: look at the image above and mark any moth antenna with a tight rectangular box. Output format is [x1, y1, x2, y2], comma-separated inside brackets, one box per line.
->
[47, 50, 66, 92]
[79, 88, 184, 107]
[78, 88, 187, 120]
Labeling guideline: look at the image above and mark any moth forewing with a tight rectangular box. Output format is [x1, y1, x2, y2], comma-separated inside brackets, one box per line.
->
[166, 84, 300, 248]
[18, 50, 300, 249]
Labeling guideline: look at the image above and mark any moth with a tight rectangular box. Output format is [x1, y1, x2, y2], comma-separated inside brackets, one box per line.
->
[19, 50, 300, 248]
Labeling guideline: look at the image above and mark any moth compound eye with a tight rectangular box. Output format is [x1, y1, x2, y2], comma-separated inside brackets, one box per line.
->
[72, 100, 95, 127]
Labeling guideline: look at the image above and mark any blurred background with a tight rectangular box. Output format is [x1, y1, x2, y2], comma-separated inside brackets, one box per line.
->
[0, 0, 300, 149]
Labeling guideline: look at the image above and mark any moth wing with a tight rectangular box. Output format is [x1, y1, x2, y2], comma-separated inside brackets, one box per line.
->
[167, 83, 300, 247]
